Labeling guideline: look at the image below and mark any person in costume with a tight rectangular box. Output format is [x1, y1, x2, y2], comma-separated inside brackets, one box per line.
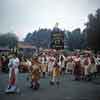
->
[48, 55, 55, 76]
[89, 55, 97, 80]
[59, 54, 66, 75]
[82, 53, 91, 81]
[50, 60, 61, 86]
[29, 57, 41, 89]
[73, 53, 82, 80]
[40, 55, 48, 78]
[6, 53, 20, 92]
[7, 55, 15, 89]
[66, 56, 74, 74]
[96, 54, 100, 73]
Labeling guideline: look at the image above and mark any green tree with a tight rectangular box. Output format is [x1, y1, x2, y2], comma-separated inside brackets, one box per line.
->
[85, 8, 100, 51]
[65, 28, 86, 50]
[0, 33, 18, 48]
[65, 31, 73, 50]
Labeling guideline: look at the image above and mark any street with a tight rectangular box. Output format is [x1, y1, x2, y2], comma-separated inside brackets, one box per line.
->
[0, 73, 100, 100]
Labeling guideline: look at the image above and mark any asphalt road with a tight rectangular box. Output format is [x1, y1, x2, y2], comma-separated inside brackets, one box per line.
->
[0, 73, 100, 100]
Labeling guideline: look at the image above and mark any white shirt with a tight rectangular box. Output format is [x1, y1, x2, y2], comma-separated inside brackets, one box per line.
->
[8, 58, 15, 68]
[11, 57, 20, 68]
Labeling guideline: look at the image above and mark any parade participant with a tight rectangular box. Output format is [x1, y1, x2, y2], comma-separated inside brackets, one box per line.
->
[96, 54, 100, 73]
[59, 54, 66, 75]
[48, 55, 55, 76]
[5, 53, 20, 93]
[38, 54, 42, 63]
[7, 55, 14, 89]
[29, 57, 41, 90]
[25, 58, 32, 72]
[43, 55, 48, 77]
[41, 55, 47, 78]
[26, 58, 32, 80]
[82, 53, 91, 81]
[1, 55, 9, 73]
[89, 55, 97, 80]
[73, 53, 82, 80]
[50, 60, 60, 86]
[0, 57, 2, 72]
[66, 57, 74, 74]
[20, 58, 27, 72]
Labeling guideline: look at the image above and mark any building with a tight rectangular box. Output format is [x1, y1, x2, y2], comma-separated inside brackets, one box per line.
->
[17, 42, 37, 56]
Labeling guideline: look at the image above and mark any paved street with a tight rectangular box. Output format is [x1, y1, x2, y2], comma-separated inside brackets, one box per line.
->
[0, 73, 100, 100]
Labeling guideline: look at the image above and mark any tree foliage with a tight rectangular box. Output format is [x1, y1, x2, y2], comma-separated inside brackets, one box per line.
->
[85, 8, 100, 51]
[24, 28, 51, 48]
[65, 28, 86, 50]
[0, 33, 18, 48]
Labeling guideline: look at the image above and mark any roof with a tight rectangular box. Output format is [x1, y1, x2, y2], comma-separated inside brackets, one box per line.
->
[0, 47, 10, 51]
[17, 42, 36, 49]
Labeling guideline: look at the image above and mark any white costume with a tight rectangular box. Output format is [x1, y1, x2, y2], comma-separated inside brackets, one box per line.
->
[89, 57, 97, 74]
[48, 56, 55, 73]
[8, 57, 19, 86]
[26, 59, 32, 72]
[8, 58, 15, 80]
[82, 57, 91, 75]
[66, 61, 74, 73]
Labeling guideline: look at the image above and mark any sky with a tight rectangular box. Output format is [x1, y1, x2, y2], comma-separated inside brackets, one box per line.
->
[0, 0, 100, 40]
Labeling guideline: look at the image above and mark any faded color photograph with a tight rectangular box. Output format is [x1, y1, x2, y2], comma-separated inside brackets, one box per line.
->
[0, 0, 100, 100]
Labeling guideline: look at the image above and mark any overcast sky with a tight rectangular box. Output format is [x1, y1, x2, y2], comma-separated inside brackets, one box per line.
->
[0, 0, 100, 40]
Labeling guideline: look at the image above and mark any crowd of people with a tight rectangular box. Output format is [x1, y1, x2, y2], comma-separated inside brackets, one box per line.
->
[0, 49, 100, 92]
